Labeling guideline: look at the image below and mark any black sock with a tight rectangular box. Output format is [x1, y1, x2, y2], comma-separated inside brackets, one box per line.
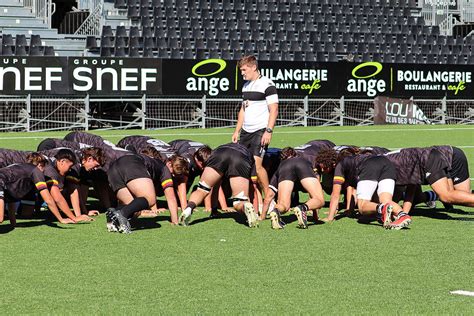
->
[299, 204, 309, 212]
[120, 197, 149, 219]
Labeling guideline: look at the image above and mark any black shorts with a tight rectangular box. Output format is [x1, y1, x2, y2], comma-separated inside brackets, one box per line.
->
[206, 147, 253, 179]
[239, 128, 267, 158]
[358, 156, 396, 182]
[107, 155, 150, 193]
[425, 149, 450, 185]
[449, 147, 470, 185]
[271, 158, 315, 188]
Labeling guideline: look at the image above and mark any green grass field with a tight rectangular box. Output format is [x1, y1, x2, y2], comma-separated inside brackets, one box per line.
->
[0, 125, 473, 314]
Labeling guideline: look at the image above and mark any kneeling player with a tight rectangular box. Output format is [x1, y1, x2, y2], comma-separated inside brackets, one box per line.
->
[262, 147, 324, 229]
[316, 149, 410, 230]
[178, 143, 258, 227]
[106, 154, 179, 233]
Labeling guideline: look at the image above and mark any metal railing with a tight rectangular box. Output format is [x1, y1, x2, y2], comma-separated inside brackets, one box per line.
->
[22, 0, 55, 27]
[0, 96, 473, 132]
[74, 1, 103, 36]
[460, 0, 474, 22]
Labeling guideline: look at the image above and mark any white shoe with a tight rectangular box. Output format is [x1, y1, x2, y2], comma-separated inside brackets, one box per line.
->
[425, 201, 436, 209]
[244, 202, 259, 228]
[269, 210, 285, 229]
[179, 212, 191, 226]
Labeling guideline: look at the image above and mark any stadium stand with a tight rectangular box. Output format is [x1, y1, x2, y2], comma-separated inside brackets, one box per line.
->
[0, 0, 473, 61]
[0, 0, 88, 56]
[76, 0, 474, 63]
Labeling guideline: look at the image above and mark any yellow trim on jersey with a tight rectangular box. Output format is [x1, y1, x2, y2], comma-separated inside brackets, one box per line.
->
[333, 176, 345, 183]
[35, 181, 47, 189]
[161, 179, 173, 188]
[47, 179, 59, 186]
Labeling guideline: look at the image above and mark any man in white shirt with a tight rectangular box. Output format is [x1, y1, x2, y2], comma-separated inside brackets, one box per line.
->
[232, 55, 279, 209]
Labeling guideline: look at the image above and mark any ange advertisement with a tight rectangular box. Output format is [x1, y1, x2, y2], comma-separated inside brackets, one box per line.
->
[0, 56, 473, 98]
[161, 58, 339, 96]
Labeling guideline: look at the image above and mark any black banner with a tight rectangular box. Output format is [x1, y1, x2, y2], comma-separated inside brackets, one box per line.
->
[374, 96, 431, 125]
[0, 56, 473, 98]
[0, 56, 162, 96]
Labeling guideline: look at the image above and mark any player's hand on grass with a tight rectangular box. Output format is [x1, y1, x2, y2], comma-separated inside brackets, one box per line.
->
[75, 214, 94, 222]
[321, 217, 334, 223]
[87, 210, 99, 216]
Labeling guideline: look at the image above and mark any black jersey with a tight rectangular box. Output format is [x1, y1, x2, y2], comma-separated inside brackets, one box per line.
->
[64, 131, 106, 148]
[359, 146, 391, 155]
[384, 147, 450, 185]
[117, 135, 176, 161]
[0, 148, 32, 168]
[0, 163, 47, 201]
[295, 140, 335, 164]
[37, 138, 83, 151]
[169, 139, 206, 180]
[432, 145, 453, 168]
[333, 154, 373, 188]
[140, 155, 174, 193]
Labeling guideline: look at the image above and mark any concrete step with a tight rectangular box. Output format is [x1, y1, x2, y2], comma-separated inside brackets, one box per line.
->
[1, 27, 62, 40]
[43, 41, 86, 51]
[56, 49, 85, 56]
[1, 0, 23, 7]
[0, 6, 34, 16]
[0, 16, 48, 28]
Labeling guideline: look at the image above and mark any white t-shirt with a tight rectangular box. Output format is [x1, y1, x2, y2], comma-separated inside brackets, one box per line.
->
[241, 75, 279, 133]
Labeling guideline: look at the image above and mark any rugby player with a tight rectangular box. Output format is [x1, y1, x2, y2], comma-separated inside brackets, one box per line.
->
[315, 148, 411, 230]
[178, 143, 258, 228]
[232, 55, 278, 212]
[262, 147, 325, 229]
[105, 154, 180, 233]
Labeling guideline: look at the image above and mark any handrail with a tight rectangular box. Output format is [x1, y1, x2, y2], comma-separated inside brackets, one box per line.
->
[74, 2, 103, 36]
[22, 0, 55, 28]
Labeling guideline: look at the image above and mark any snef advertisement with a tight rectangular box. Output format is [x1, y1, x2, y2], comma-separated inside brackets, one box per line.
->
[0, 57, 162, 96]
[69, 57, 161, 95]
[374, 96, 431, 125]
[0, 56, 68, 95]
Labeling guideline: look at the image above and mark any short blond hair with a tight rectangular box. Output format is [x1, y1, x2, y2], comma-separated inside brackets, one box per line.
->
[238, 55, 258, 69]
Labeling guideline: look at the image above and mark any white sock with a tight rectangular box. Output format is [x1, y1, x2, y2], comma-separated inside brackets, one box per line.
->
[183, 207, 192, 217]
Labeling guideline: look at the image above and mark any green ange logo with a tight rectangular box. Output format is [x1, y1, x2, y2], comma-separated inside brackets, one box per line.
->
[347, 62, 386, 97]
[186, 59, 230, 96]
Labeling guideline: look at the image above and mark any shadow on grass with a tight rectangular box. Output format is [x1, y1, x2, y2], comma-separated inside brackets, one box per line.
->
[190, 211, 248, 227]
[130, 217, 163, 231]
[410, 207, 474, 221]
[0, 220, 71, 234]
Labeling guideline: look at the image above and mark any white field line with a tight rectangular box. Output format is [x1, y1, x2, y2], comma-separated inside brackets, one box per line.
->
[450, 290, 474, 297]
[0, 126, 473, 140]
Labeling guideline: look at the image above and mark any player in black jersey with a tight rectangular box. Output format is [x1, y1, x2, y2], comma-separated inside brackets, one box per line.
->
[37, 138, 83, 151]
[0, 148, 32, 168]
[179, 143, 259, 228]
[386, 146, 474, 213]
[262, 147, 324, 229]
[169, 140, 230, 212]
[106, 154, 180, 233]
[316, 148, 410, 230]
[117, 135, 176, 161]
[0, 153, 94, 227]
